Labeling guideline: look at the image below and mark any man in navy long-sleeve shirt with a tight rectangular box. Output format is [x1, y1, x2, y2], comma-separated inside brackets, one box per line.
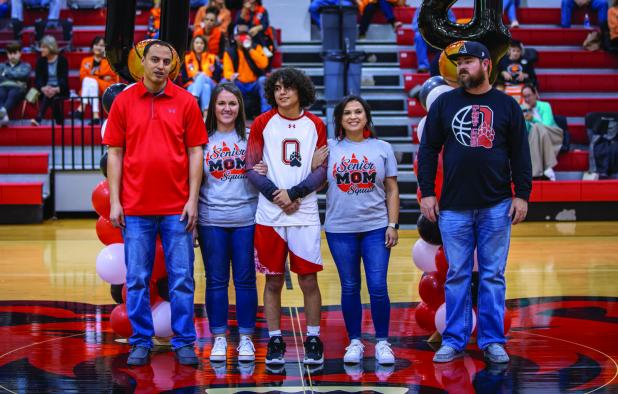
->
[417, 41, 532, 364]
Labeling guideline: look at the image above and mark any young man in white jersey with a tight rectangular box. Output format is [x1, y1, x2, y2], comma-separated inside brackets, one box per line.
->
[245, 67, 327, 366]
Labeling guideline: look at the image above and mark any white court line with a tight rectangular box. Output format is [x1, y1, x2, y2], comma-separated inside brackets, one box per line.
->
[288, 306, 305, 392]
[295, 307, 314, 392]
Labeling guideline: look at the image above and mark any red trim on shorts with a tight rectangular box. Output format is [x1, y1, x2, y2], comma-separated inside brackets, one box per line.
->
[289, 249, 323, 275]
[254, 224, 287, 275]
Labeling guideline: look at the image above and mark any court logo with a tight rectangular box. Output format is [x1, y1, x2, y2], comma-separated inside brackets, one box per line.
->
[282, 139, 302, 167]
[206, 141, 247, 181]
[451, 105, 495, 149]
[333, 153, 377, 194]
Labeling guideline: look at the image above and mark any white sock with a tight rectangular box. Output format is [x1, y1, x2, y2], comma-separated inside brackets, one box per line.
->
[268, 330, 282, 338]
[306, 325, 320, 337]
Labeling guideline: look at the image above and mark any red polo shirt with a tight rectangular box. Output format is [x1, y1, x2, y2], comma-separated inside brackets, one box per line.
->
[103, 80, 207, 215]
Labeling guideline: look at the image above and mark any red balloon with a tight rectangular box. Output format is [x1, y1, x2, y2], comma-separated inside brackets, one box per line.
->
[419, 272, 446, 309]
[110, 304, 132, 338]
[92, 180, 111, 219]
[415, 302, 437, 332]
[414, 153, 444, 202]
[435, 246, 449, 278]
[95, 216, 123, 245]
[122, 281, 160, 305]
[413, 157, 419, 178]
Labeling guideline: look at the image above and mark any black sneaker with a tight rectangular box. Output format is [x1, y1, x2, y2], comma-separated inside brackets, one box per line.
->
[303, 336, 324, 364]
[265, 336, 286, 365]
[127, 346, 150, 366]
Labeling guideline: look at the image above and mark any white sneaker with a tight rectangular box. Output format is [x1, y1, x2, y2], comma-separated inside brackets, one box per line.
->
[210, 336, 227, 362]
[375, 340, 395, 365]
[237, 335, 255, 362]
[343, 339, 364, 364]
[544, 167, 556, 181]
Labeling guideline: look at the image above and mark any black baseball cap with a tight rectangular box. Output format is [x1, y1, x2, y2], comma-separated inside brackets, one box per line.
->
[447, 41, 491, 61]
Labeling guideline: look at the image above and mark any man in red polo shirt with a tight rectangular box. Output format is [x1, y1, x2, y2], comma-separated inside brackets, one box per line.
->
[104, 40, 207, 366]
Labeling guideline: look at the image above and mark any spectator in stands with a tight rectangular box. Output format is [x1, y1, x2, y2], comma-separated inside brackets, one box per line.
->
[223, 24, 270, 114]
[182, 35, 220, 118]
[194, 0, 232, 36]
[412, 7, 455, 73]
[193, 6, 226, 58]
[31, 35, 68, 126]
[235, 0, 274, 55]
[503, 0, 520, 28]
[521, 84, 563, 181]
[75, 36, 119, 125]
[10, 0, 61, 42]
[0, 41, 31, 126]
[147, 0, 161, 39]
[358, 0, 403, 39]
[308, 0, 356, 28]
[561, 0, 608, 28]
[497, 40, 537, 96]
[0, 1, 9, 19]
[609, 0, 618, 49]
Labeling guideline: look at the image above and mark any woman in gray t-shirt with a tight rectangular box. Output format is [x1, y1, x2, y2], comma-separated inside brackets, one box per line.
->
[197, 83, 258, 363]
[325, 96, 400, 366]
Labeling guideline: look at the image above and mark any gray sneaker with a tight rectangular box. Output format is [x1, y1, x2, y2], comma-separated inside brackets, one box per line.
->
[432, 345, 464, 363]
[175, 345, 199, 365]
[484, 343, 510, 364]
[0, 107, 6, 119]
[127, 346, 150, 366]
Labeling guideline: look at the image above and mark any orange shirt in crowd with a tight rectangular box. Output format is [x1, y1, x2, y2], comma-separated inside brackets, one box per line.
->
[223, 46, 268, 84]
[79, 56, 119, 94]
[609, 7, 618, 40]
[192, 25, 225, 58]
[184, 51, 218, 83]
[194, 6, 231, 34]
[358, 0, 404, 15]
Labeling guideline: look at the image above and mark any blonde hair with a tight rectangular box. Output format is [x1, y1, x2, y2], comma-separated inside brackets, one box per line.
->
[40, 35, 59, 55]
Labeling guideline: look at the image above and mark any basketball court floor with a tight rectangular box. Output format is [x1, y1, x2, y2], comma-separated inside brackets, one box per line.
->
[0, 220, 616, 393]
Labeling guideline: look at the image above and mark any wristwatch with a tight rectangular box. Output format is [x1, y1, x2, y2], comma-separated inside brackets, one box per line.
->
[388, 222, 399, 230]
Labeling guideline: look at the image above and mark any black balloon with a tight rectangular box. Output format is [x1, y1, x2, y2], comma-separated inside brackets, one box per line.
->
[102, 83, 127, 114]
[157, 277, 170, 302]
[100, 151, 108, 178]
[105, 0, 137, 82]
[418, 0, 511, 83]
[110, 284, 124, 304]
[419, 76, 447, 110]
[417, 214, 442, 245]
[159, 0, 190, 61]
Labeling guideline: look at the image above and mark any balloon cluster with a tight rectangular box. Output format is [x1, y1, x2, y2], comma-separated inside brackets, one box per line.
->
[94, 87, 173, 339]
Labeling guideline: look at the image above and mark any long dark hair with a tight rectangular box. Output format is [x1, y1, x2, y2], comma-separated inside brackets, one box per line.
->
[205, 82, 247, 140]
[333, 95, 376, 140]
[264, 67, 316, 109]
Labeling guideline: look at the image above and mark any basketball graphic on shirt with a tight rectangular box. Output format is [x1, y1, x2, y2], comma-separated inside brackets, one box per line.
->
[205, 141, 247, 181]
[451, 105, 495, 149]
[332, 154, 377, 194]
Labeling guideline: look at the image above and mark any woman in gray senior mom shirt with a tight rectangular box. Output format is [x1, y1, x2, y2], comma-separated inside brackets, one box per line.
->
[325, 96, 400, 366]
[197, 83, 258, 363]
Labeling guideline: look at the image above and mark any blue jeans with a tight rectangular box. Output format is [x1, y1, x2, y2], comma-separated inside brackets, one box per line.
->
[561, 0, 608, 28]
[326, 227, 391, 340]
[309, 0, 355, 27]
[438, 199, 512, 351]
[123, 215, 196, 350]
[197, 225, 257, 336]
[503, 0, 519, 23]
[233, 76, 270, 114]
[187, 73, 216, 111]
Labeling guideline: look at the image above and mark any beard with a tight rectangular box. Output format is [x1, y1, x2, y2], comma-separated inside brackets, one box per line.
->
[458, 68, 486, 89]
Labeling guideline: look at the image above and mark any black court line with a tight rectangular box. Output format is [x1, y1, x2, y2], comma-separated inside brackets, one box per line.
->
[284, 259, 293, 289]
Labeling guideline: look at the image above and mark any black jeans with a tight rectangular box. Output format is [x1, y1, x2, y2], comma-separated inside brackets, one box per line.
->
[0, 86, 26, 114]
[37, 93, 64, 124]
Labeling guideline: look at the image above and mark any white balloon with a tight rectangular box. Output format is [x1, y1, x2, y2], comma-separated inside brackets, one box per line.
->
[412, 239, 440, 273]
[416, 116, 427, 142]
[95, 243, 126, 284]
[152, 301, 173, 338]
[426, 85, 454, 112]
[434, 303, 477, 335]
[100, 119, 108, 139]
